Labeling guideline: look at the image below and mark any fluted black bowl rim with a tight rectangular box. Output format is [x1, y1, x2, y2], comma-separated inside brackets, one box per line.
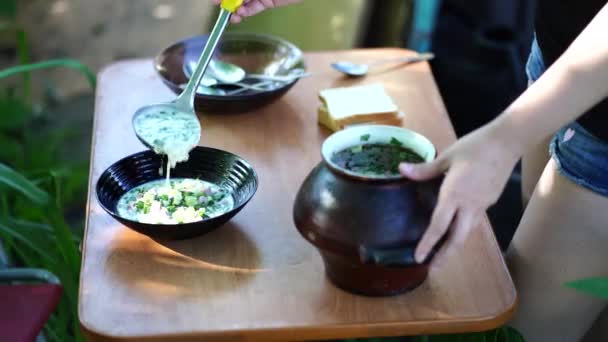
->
[95, 146, 258, 231]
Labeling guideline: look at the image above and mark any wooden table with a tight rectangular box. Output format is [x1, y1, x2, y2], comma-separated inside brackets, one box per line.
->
[79, 49, 517, 342]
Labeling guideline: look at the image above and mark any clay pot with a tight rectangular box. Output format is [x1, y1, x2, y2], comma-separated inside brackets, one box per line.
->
[293, 125, 445, 296]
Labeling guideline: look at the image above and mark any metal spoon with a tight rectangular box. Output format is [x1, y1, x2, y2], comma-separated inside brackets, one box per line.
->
[208, 59, 246, 84]
[184, 65, 310, 96]
[132, 0, 242, 150]
[183, 60, 245, 86]
[184, 59, 311, 85]
[177, 81, 274, 96]
[179, 83, 227, 96]
[331, 52, 435, 77]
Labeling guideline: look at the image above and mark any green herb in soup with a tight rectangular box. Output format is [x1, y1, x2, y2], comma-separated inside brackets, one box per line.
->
[331, 137, 425, 176]
[117, 178, 233, 224]
[133, 109, 200, 168]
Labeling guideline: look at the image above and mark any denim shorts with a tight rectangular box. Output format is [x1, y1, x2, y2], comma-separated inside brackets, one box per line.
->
[526, 37, 608, 196]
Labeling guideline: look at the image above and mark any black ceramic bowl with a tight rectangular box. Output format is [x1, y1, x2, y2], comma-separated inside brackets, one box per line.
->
[155, 32, 306, 113]
[96, 147, 258, 240]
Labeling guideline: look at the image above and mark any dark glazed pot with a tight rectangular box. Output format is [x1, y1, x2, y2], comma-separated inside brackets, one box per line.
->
[293, 125, 445, 296]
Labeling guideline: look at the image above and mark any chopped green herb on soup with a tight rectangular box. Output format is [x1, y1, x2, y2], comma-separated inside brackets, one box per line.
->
[332, 137, 424, 176]
[117, 178, 233, 224]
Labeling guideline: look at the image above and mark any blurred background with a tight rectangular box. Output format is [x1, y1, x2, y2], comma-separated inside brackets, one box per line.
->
[5, 1, 604, 341]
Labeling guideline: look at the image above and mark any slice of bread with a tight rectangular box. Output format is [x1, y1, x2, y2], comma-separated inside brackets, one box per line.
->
[346, 111, 405, 128]
[317, 84, 403, 131]
[318, 102, 404, 131]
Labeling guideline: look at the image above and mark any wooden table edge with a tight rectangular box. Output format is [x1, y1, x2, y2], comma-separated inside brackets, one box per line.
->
[80, 299, 517, 342]
[78, 57, 107, 333]
[78, 54, 518, 341]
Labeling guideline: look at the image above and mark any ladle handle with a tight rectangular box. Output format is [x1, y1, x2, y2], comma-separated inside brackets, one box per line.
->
[176, 1, 243, 109]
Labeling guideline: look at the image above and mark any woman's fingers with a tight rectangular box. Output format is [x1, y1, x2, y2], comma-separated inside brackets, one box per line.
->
[214, 0, 302, 23]
[211, 0, 248, 23]
[440, 208, 483, 261]
[238, 0, 268, 17]
[400, 153, 453, 263]
[415, 199, 456, 263]
[452, 208, 483, 247]
[217, 0, 301, 23]
[399, 156, 447, 181]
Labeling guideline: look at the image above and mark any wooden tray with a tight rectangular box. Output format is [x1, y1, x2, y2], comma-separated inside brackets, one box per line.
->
[79, 49, 517, 342]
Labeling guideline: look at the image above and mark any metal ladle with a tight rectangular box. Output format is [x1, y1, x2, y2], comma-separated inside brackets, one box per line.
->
[331, 52, 435, 77]
[132, 0, 243, 150]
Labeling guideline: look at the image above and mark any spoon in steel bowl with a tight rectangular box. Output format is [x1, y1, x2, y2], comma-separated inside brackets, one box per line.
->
[207, 59, 246, 84]
[331, 52, 435, 77]
[183, 59, 245, 85]
[177, 80, 277, 96]
[179, 81, 276, 96]
[179, 59, 245, 86]
[183, 63, 310, 95]
[131, 0, 243, 151]
[184, 59, 311, 86]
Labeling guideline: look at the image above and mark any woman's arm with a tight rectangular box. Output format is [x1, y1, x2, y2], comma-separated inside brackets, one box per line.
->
[495, 2, 608, 154]
[400, 3, 608, 263]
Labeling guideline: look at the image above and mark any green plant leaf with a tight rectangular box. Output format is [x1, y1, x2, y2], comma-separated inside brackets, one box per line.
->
[410, 337, 427, 342]
[22, 127, 76, 171]
[58, 164, 89, 209]
[0, 132, 23, 165]
[564, 277, 608, 299]
[479, 326, 524, 342]
[45, 209, 81, 277]
[0, 94, 32, 130]
[11, 197, 47, 222]
[0, 59, 96, 89]
[5, 217, 54, 235]
[15, 28, 31, 102]
[8, 218, 80, 242]
[43, 323, 61, 342]
[0, 220, 56, 263]
[0, 41, 88, 340]
[50, 169, 63, 208]
[0, 0, 16, 19]
[406, 326, 525, 342]
[486, 329, 499, 342]
[0, 163, 50, 206]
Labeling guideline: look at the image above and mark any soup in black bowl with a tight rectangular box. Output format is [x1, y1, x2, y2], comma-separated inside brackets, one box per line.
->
[96, 146, 258, 240]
